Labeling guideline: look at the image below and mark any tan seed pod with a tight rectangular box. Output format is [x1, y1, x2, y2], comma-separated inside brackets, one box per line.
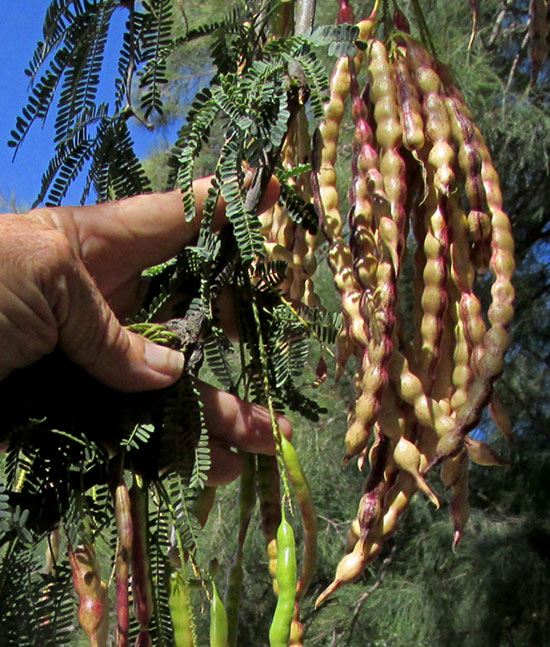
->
[393, 51, 425, 152]
[405, 37, 456, 196]
[489, 392, 514, 443]
[440, 449, 467, 488]
[377, 472, 417, 540]
[392, 437, 440, 507]
[464, 435, 509, 467]
[315, 535, 382, 608]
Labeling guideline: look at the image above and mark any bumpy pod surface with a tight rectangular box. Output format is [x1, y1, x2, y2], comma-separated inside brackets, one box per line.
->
[405, 38, 456, 196]
[68, 542, 109, 647]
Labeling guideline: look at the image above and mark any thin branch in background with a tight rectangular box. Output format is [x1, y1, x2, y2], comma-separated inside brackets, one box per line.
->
[0, 190, 26, 214]
[123, 0, 136, 112]
[505, 30, 529, 93]
[122, 1, 153, 130]
[487, 7, 508, 48]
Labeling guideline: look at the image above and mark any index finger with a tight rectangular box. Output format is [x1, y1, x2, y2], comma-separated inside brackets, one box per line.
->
[197, 380, 292, 454]
[70, 174, 280, 289]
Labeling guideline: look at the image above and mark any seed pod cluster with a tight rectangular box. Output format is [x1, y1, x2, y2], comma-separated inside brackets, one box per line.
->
[308, 8, 515, 607]
[259, 108, 322, 309]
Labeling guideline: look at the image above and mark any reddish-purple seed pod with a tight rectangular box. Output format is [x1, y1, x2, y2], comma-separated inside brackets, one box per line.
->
[337, 0, 355, 24]
[113, 478, 133, 647]
[393, 8, 410, 33]
[393, 52, 425, 152]
[130, 483, 154, 646]
[68, 542, 108, 647]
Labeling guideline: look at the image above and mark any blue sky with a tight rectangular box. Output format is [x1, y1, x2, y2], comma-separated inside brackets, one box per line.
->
[0, 2, 46, 210]
[0, 1, 173, 211]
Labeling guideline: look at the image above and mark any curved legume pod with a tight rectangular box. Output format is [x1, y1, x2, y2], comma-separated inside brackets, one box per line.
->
[405, 37, 455, 197]
[280, 434, 317, 602]
[368, 39, 407, 268]
[313, 0, 378, 242]
[443, 84, 492, 274]
[439, 72, 515, 359]
[257, 454, 281, 595]
[112, 476, 133, 647]
[376, 471, 417, 540]
[169, 569, 195, 647]
[315, 55, 352, 242]
[269, 505, 297, 647]
[68, 542, 109, 647]
[489, 392, 514, 444]
[392, 437, 440, 507]
[393, 50, 425, 153]
[417, 188, 450, 393]
[314, 534, 381, 608]
[447, 196, 486, 409]
[344, 195, 401, 462]
[464, 435, 509, 467]
[389, 349, 456, 439]
[210, 580, 229, 647]
[348, 63, 380, 288]
[431, 126, 515, 466]
[130, 481, 154, 647]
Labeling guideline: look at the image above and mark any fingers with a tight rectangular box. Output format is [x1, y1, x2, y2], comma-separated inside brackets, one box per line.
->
[205, 444, 242, 486]
[50, 240, 184, 392]
[55, 174, 280, 295]
[196, 380, 292, 455]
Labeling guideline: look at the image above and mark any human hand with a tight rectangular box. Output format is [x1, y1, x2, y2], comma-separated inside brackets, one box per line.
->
[0, 175, 278, 389]
[0, 175, 289, 483]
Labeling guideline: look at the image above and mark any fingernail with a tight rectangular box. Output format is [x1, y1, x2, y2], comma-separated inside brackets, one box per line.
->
[144, 342, 184, 378]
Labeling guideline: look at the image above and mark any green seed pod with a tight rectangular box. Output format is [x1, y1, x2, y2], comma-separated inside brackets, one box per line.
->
[210, 581, 229, 647]
[269, 506, 297, 647]
[280, 434, 317, 602]
[169, 570, 195, 647]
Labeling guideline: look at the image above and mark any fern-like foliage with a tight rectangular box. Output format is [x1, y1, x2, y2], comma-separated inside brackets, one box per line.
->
[139, 0, 173, 119]
[53, 1, 114, 145]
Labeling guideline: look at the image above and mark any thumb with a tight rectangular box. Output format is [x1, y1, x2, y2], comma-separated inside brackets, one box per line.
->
[54, 258, 184, 392]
